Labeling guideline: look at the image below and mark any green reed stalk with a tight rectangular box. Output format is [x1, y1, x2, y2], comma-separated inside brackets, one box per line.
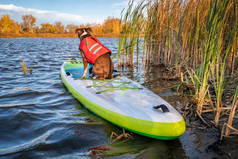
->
[209, 0, 237, 126]
[225, 85, 238, 136]
[118, 0, 238, 128]
[196, 0, 224, 114]
[117, 0, 146, 67]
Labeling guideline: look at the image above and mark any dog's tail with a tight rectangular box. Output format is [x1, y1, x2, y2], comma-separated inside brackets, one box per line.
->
[108, 53, 114, 79]
[112, 73, 120, 78]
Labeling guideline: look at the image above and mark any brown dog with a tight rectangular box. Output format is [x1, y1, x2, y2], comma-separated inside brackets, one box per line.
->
[75, 27, 114, 80]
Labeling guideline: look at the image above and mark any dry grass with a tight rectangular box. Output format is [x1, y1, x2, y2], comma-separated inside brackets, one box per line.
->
[118, 0, 238, 132]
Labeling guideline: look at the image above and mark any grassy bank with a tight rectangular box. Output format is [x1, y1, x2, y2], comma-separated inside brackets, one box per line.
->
[0, 33, 76, 38]
[0, 33, 120, 38]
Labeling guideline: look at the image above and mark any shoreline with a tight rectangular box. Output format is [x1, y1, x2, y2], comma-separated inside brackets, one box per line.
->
[0, 33, 120, 38]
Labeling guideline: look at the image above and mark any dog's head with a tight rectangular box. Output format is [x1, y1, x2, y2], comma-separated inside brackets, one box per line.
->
[75, 27, 92, 41]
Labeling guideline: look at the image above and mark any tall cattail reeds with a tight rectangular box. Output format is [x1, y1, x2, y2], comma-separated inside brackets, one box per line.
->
[118, 0, 146, 67]
[118, 0, 238, 129]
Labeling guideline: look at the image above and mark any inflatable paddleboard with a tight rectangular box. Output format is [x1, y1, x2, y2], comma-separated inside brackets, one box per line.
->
[60, 60, 185, 140]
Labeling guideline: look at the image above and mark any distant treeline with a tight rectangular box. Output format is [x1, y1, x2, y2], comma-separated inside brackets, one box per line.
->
[0, 14, 122, 36]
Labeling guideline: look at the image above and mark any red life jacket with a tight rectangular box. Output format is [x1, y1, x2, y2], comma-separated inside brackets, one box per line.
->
[79, 36, 111, 64]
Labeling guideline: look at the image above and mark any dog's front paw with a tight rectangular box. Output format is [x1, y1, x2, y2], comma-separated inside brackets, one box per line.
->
[81, 75, 87, 79]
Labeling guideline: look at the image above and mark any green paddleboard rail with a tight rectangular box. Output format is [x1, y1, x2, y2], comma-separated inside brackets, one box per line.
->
[61, 62, 186, 140]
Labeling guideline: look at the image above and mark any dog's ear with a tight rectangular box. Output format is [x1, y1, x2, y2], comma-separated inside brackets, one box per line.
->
[75, 28, 83, 38]
[75, 28, 80, 33]
[86, 27, 92, 33]
[75, 28, 83, 34]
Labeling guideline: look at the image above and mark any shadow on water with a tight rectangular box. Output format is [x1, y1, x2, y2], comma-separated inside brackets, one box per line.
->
[69, 102, 187, 159]
[102, 125, 187, 159]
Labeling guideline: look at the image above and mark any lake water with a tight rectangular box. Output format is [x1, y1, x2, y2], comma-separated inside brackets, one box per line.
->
[0, 38, 228, 159]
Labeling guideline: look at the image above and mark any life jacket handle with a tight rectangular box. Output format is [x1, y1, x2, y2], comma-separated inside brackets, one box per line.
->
[90, 36, 98, 43]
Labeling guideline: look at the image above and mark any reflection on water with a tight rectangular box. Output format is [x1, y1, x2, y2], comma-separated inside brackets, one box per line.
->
[0, 38, 212, 158]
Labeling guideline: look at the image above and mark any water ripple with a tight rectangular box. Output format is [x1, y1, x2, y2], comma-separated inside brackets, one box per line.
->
[0, 38, 189, 158]
[0, 129, 53, 156]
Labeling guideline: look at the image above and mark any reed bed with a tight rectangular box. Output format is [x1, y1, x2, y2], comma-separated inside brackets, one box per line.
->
[118, 0, 238, 136]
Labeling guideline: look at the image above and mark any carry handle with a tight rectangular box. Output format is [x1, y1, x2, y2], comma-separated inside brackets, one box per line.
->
[153, 104, 169, 113]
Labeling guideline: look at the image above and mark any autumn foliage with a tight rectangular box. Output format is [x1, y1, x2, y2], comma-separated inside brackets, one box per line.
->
[0, 14, 122, 37]
[0, 14, 21, 33]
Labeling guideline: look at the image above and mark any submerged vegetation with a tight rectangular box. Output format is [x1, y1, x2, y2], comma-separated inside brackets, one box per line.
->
[118, 0, 238, 138]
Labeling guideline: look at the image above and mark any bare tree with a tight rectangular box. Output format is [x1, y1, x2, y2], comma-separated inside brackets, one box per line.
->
[66, 24, 79, 33]
[22, 15, 36, 32]
[54, 21, 65, 33]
